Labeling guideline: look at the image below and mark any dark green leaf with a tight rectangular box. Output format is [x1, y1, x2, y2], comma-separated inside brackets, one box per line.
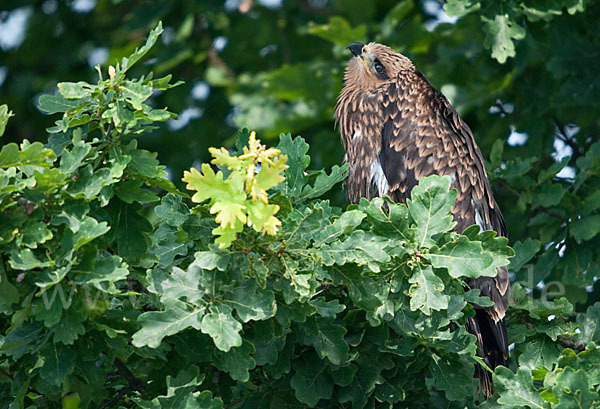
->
[290, 353, 333, 407]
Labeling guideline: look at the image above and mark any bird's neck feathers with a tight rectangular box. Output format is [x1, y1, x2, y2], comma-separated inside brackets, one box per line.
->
[342, 58, 380, 92]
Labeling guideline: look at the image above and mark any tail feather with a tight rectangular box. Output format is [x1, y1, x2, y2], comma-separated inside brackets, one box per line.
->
[466, 310, 508, 397]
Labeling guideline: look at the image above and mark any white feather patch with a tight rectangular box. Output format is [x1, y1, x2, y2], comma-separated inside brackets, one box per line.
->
[370, 160, 389, 196]
[472, 199, 489, 231]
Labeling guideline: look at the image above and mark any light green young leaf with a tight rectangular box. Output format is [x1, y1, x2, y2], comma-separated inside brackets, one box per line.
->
[0, 142, 56, 168]
[59, 141, 91, 174]
[0, 104, 14, 137]
[57, 81, 93, 99]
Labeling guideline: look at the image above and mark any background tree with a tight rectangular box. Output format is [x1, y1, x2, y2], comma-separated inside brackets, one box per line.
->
[1, 0, 600, 408]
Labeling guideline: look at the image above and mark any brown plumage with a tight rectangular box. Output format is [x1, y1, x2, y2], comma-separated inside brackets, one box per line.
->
[335, 42, 509, 397]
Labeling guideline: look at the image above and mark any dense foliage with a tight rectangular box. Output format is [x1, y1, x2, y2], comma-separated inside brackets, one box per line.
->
[0, 0, 599, 407]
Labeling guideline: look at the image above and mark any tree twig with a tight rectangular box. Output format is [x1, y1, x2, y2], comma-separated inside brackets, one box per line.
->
[98, 358, 144, 409]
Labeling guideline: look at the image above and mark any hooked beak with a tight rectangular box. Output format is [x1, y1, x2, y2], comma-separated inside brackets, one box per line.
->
[346, 42, 370, 71]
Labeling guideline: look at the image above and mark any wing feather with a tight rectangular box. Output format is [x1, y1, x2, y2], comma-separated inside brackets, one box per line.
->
[379, 71, 510, 387]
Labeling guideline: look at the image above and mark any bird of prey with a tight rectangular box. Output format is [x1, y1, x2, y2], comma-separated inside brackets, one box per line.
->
[335, 42, 509, 397]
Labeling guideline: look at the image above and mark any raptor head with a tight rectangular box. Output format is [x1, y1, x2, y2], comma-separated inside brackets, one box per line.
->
[343, 42, 414, 90]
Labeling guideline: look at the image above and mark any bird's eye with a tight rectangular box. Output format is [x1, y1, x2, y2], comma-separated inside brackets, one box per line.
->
[374, 62, 385, 73]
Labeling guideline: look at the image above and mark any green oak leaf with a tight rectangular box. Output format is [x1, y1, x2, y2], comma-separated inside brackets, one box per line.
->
[518, 337, 561, 370]
[132, 299, 205, 348]
[408, 264, 448, 315]
[0, 141, 56, 168]
[482, 13, 526, 64]
[313, 209, 365, 245]
[407, 175, 456, 247]
[150, 223, 192, 268]
[570, 214, 600, 241]
[290, 353, 333, 407]
[299, 316, 349, 365]
[113, 180, 159, 203]
[154, 194, 190, 227]
[227, 280, 276, 323]
[147, 266, 207, 306]
[575, 302, 600, 344]
[39, 342, 75, 386]
[309, 298, 345, 318]
[53, 306, 86, 345]
[426, 235, 498, 278]
[300, 164, 348, 200]
[60, 141, 92, 174]
[20, 221, 53, 249]
[0, 268, 19, 311]
[545, 367, 599, 409]
[246, 319, 288, 366]
[214, 341, 256, 382]
[494, 366, 545, 408]
[317, 230, 390, 272]
[276, 133, 310, 197]
[9, 248, 54, 270]
[425, 354, 475, 401]
[443, 0, 481, 17]
[200, 303, 242, 352]
[510, 238, 541, 271]
[306, 16, 367, 47]
[37, 93, 81, 114]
